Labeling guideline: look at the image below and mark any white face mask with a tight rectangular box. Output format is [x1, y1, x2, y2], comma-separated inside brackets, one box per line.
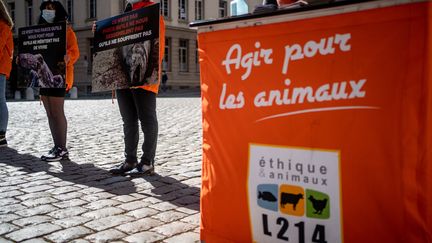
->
[127, 0, 141, 4]
[42, 9, 56, 23]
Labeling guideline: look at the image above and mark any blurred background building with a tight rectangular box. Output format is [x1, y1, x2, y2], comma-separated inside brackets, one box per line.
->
[5, 0, 262, 96]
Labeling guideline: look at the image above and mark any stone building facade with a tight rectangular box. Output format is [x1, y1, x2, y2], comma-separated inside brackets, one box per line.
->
[6, 0, 261, 95]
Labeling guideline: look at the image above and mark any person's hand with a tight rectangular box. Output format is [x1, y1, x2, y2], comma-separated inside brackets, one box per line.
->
[64, 54, 70, 64]
[92, 21, 97, 34]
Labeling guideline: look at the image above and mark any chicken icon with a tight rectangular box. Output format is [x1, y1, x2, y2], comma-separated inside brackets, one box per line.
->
[308, 195, 328, 215]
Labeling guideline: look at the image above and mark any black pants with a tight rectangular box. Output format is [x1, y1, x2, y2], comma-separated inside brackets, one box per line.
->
[116, 88, 158, 165]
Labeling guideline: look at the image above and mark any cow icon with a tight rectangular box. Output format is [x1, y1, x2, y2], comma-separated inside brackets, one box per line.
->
[280, 192, 303, 211]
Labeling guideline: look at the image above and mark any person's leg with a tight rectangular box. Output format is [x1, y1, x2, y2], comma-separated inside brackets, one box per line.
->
[41, 96, 57, 146]
[41, 95, 68, 161]
[133, 89, 158, 173]
[110, 89, 140, 175]
[117, 89, 140, 162]
[0, 75, 8, 146]
[47, 96, 67, 149]
[40, 95, 53, 159]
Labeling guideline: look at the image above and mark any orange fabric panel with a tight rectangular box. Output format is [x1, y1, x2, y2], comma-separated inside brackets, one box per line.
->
[199, 2, 432, 243]
[0, 20, 13, 79]
[66, 25, 79, 90]
[423, 4, 432, 240]
[133, 16, 165, 94]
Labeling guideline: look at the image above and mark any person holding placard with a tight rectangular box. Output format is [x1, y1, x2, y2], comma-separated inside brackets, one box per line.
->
[105, 0, 165, 176]
[37, 0, 80, 161]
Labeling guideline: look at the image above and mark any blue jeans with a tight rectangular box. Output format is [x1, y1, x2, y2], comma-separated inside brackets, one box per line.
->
[0, 74, 8, 133]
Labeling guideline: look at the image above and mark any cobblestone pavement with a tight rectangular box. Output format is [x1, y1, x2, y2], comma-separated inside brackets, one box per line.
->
[0, 96, 202, 243]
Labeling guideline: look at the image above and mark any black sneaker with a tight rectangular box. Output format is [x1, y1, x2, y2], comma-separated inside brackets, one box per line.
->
[128, 161, 155, 176]
[109, 161, 138, 175]
[0, 136, 7, 147]
[44, 147, 69, 162]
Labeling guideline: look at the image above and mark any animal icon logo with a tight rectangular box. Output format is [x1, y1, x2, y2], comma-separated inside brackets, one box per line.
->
[306, 190, 330, 219]
[280, 192, 303, 211]
[255, 184, 331, 219]
[278, 185, 305, 216]
[257, 184, 279, 212]
[308, 195, 328, 215]
[258, 191, 277, 202]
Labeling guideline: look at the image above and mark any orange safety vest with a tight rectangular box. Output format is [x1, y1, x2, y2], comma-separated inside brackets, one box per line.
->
[0, 20, 13, 79]
[65, 25, 80, 90]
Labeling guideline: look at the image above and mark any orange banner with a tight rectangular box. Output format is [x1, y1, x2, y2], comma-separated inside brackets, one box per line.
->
[198, 2, 432, 243]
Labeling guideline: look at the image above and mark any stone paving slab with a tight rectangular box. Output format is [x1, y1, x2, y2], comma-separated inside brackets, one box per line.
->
[0, 97, 202, 242]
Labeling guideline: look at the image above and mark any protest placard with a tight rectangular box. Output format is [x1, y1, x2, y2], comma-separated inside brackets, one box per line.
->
[92, 4, 160, 92]
[17, 22, 66, 88]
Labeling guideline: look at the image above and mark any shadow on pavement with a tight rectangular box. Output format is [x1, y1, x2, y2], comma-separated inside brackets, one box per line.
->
[128, 173, 201, 211]
[0, 147, 137, 195]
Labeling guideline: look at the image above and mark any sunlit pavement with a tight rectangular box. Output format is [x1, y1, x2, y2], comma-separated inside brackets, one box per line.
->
[0, 94, 202, 242]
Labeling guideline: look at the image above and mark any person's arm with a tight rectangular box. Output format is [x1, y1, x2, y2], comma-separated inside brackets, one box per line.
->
[0, 26, 11, 55]
[159, 17, 165, 65]
[158, 17, 165, 83]
[66, 26, 80, 66]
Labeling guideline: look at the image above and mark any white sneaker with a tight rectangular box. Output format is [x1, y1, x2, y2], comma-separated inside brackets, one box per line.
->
[44, 147, 69, 162]
[128, 162, 155, 176]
